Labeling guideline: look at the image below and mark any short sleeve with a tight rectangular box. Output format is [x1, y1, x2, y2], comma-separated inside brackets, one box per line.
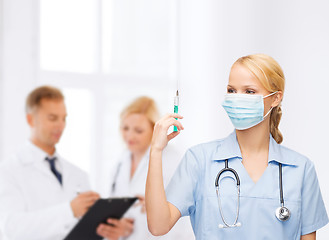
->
[165, 148, 200, 217]
[301, 160, 329, 235]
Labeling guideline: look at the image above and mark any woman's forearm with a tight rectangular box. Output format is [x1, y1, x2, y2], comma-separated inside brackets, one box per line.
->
[145, 114, 183, 236]
[145, 148, 173, 236]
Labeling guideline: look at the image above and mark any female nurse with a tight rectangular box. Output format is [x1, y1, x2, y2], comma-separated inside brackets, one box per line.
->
[145, 54, 328, 240]
[97, 96, 194, 240]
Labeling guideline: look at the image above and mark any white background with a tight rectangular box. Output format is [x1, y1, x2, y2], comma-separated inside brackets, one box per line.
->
[0, 0, 328, 238]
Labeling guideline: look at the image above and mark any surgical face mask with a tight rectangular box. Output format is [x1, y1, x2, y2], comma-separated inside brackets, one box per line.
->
[222, 92, 277, 130]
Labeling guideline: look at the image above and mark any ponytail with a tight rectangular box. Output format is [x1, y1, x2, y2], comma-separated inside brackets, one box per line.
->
[270, 104, 283, 144]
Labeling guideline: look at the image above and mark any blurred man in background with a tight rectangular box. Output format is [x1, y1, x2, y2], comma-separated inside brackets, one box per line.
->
[0, 86, 99, 240]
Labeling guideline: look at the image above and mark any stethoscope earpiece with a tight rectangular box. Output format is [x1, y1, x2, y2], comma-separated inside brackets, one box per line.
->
[218, 224, 224, 229]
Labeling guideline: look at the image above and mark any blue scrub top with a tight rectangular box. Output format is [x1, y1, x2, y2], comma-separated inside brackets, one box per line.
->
[166, 131, 328, 240]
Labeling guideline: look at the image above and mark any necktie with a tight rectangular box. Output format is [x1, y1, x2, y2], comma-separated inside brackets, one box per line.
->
[45, 157, 63, 185]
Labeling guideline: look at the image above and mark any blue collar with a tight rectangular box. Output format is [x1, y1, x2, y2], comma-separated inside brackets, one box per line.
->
[212, 131, 297, 166]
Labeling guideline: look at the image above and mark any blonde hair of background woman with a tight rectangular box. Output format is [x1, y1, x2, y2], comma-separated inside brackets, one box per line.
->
[235, 54, 285, 144]
[120, 96, 160, 128]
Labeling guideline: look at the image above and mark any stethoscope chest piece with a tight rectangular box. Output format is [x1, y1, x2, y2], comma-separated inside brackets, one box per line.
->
[275, 206, 291, 221]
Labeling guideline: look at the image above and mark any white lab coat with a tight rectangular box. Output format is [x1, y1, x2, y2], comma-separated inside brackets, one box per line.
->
[110, 145, 195, 240]
[0, 141, 90, 240]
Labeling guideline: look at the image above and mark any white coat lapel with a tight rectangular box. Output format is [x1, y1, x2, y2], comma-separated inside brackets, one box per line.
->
[20, 142, 63, 186]
[17, 143, 50, 177]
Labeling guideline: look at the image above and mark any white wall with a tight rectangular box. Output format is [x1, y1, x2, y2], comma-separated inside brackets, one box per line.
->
[176, 0, 224, 150]
[0, 0, 3, 158]
[1, 0, 38, 159]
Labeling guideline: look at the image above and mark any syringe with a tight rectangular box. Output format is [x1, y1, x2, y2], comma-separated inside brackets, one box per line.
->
[174, 90, 179, 132]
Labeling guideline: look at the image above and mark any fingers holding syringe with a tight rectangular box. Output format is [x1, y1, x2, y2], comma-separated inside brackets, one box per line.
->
[168, 113, 183, 120]
[166, 117, 184, 142]
[151, 114, 184, 151]
[154, 114, 184, 132]
[164, 115, 184, 131]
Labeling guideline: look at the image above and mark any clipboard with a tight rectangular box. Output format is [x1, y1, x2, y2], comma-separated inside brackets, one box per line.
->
[64, 197, 138, 240]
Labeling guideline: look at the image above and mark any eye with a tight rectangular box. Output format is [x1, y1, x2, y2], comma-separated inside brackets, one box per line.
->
[227, 88, 236, 94]
[135, 129, 144, 134]
[48, 115, 57, 121]
[246, 89, 256, 94]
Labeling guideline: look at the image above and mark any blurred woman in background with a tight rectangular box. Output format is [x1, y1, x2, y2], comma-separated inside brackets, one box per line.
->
[97, 96, 194, 240]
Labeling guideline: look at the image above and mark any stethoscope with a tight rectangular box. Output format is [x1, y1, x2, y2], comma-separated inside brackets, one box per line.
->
[111, 161, 123, 194]
[215, 159, 291, 228]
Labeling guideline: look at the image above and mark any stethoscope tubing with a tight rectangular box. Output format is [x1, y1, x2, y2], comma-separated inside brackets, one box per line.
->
[278, 163, 284, 206]
[215, 159, 240, 187]
[215, 159, 241, 228]
[215, 159, 290, 228]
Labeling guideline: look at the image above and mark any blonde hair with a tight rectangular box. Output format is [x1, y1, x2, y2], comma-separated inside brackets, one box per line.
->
[120, 96, 160, 128]
[235, 54, 285, 144]
[26, 85, 64, 113]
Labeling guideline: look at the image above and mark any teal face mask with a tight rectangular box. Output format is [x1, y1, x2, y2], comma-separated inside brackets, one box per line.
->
[222, 92, 277, 130]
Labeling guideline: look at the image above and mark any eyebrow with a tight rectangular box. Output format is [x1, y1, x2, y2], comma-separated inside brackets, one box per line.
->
[227, 85, 258, 88]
